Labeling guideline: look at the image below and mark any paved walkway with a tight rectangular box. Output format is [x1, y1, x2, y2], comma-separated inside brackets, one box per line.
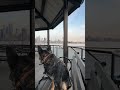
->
[0, 62, 13, 90]
[35, 52, 44, 88]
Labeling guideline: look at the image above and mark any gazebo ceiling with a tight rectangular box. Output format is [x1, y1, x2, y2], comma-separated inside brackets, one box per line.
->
[0, 0, 83, 30]
[35, 0, 83, 31]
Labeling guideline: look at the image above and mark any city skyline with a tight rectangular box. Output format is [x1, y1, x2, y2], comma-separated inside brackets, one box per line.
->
[0, 23, 30, 45]
[35, 35, 85, 44]
[0, 10, 30, 45]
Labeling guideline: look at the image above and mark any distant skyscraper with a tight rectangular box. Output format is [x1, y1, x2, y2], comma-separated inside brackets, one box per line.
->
[0, 29, 3, 40]
[2, 25, 6, 40]
[8, 24, 14, 40]
[22, 27, 27, 41]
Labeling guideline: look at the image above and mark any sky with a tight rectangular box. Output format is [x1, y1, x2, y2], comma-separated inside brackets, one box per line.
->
[35, 1, 85, 42]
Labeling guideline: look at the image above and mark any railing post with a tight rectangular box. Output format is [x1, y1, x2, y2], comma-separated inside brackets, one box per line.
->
[56, 46, 58, 57]
[111, 54, 115, 80]
[53, 45, 54, 54]
[81, 48, 84, 61]
[47, 29, 50, 46]
[63, 0, 68, 66]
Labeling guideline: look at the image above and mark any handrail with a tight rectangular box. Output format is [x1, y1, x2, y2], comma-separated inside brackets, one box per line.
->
[86, 47, 120, 49]
[95, 61, 119, 90]
[85, 48, 120, 60]
[36, 45, 63, 49]
[75, 52, 85, 80]
[86, 49, 120, 57]
[0, 45, 31, 61]
[68, 46, 85, 61]
[85, 48, 120, 82]
[68, 46, 85, 50]
[71, 56, 85, 90]
[36, 45, 85, 61]
[86, 49, 112, 54]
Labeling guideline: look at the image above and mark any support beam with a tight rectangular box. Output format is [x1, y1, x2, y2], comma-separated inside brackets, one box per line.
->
[47, 29, 50, 46]
[41, 0, 46, 15]
[35, 27, 49, 31]
[63, 0, 68, 66]
[30, 0, 35, 50]
[49, 7, 64, 29]
[68, 0, 83, 5]
[0, 4, 32, 12]
[35, 8, 50, 26]
[30, 0, 35, 62]
[49, 0, 82, 29]
[30, 10, 35, 49]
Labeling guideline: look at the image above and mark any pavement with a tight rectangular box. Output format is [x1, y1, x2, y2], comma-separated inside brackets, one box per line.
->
[0, 62, 13, 90]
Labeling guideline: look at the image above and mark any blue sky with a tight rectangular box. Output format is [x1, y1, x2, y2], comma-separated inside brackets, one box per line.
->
[35, 1, 85, 42]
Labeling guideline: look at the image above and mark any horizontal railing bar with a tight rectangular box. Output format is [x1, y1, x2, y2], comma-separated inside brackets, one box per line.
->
[0, 60, 6, 61]
[86, 49, 112, 54]
[36, 45, 120, 58]
[71, 56, 85, 90]
[86, 47, 120, 49]
[68, 46, 84, 49]
[86, 49, 120, 58]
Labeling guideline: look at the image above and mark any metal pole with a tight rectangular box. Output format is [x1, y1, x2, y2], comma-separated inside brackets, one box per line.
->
[30, 0, 35, 50]
[47, 29, 50, 46]
[63, 0, 68, 66]
[111, 54, 115, 80]
[53, 46, 54, 54]
[56, 46, 58, 57]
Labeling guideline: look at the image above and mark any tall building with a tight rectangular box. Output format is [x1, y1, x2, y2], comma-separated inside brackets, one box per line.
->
[2, 25, 6, 40]
[8, 24, 13, 40]
[22, 27, 27, 41]
[5, 26, 9, 40]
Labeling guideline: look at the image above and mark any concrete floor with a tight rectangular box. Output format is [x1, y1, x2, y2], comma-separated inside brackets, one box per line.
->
[0, 62, 13, 90]
[35, 52, 44, 88]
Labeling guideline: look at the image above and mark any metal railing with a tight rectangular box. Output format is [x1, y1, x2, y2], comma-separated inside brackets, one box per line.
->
[51, 45, 63, 58]
[68, 46, 85, 62]
[36, 45, 85, 90]
[35, 45, 120, 89]
[85, 48, 120, 86]
[87, 61, 119, 90]
[50, 45, 85, 90]
[0, 45, 31, 61]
